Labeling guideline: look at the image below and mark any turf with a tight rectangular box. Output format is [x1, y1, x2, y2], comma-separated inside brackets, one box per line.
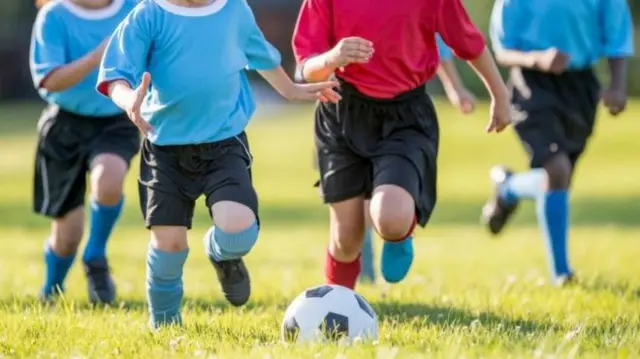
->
[0, 100, 639, 358]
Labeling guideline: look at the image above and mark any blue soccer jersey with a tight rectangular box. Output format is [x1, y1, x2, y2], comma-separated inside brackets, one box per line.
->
[30, 0, 137, 116]
[490, 0, 634, 70]
[97, 0, 282, 145]
[436, 34, 454, 62]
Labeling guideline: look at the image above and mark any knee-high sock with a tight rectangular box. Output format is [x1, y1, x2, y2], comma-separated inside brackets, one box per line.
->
[500, 169, 546, 202]
[536, 190, 571, 278]
[83, 197, 123, 262]
[146, 246, 188, 328]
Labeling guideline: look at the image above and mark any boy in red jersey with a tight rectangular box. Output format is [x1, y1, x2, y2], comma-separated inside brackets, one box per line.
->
[293, 0, 511, 288]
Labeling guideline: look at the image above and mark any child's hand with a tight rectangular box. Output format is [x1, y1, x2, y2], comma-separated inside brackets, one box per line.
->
[601, 87, 627, 116]
[286, 81, 341, 103]
[126, 72, 154, 135]
[487, 97, 510, 133]
[327, 37, 374, 70]
[535, 48, 569, 74]
[445, 87, 476, 114]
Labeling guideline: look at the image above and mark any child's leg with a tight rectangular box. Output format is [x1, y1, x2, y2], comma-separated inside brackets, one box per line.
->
[138, 138, 198, 328]
[83, 153, 130, 304]
[147, 226, 189, 328]
[41, 209, 84, 300]
[203, 134, 259, 306]
[359, 200, 376, 283]
[537, 154, 573, 282]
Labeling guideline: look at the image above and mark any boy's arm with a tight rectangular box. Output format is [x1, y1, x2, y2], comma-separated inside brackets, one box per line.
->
[30, 11, 106, 92]
[436, 0, 509, 131]
[257, 66, 340, 102]
[292, 0, 372, 82]
[437, 59, 476, 114]
[600, 0, 634, 115]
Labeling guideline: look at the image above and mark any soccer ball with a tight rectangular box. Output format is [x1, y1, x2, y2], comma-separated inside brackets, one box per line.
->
[281, 284, 378, 343]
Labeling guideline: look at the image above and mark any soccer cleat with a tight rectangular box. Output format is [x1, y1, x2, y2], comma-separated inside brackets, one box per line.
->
[209, 258, 251, 306]
[380, 236, 414, 284]
[83, 258, 116, 305]
[481, 166, 520, 235]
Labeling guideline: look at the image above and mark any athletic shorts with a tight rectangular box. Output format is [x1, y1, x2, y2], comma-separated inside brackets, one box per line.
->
[33, 105, 140, 218]
[508, 67, 600, 168]
[314, 80, 439, 227]
[138, 132, 258, 229]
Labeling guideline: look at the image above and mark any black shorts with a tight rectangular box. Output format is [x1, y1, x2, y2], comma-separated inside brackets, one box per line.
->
[508, 67, 600, 168]
[138, 132, 257, 229]
[33, 105, 140, 218]
[315, 81, 439, 227]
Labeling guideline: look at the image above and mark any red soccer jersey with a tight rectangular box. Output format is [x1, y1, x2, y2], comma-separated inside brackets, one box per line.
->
[292, 0, 486, 99]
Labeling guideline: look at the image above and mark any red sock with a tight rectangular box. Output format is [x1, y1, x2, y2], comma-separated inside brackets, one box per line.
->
[324, 250, 360, 290]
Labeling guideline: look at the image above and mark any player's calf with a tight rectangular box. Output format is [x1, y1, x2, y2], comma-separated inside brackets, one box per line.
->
[147, 226, 189, 329]
[204, 201, 257, 306]
[83, 154, 128, 304]
[325, 197, 366, 290]
[370, 185, 415, 284]
[40, 208, 84, 301]
[538, 154, 574, 282]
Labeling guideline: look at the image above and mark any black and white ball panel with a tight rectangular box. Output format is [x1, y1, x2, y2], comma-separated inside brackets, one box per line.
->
[281, 284, 378, 343]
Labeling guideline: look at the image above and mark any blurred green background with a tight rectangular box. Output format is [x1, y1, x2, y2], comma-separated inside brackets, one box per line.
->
[1, 0, 638, 101]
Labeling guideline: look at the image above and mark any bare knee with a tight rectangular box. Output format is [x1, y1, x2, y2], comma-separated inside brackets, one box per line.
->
[151, 226, 188, 252]
[543, 154, 572, 190]
[90, 154, 127, 205]
[370, 185, 415, 240]
[329, 197, 366, 261]
[212, 201, 256, 233]
[50, 208, 84, 256]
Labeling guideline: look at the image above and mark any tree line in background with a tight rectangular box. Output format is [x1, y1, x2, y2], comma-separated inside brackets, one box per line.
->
[0, 0, 637, 100]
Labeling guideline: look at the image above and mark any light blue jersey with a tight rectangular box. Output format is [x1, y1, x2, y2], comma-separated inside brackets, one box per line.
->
[97, 0, 281, 146]
[30, 0, 136, 116]
[436, 35, 453, 62]
[490, 0, 634, 70]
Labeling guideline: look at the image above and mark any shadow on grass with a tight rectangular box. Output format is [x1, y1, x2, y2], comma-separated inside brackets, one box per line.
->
[373, 301, 554, 334]
[1, 196, 638, 230]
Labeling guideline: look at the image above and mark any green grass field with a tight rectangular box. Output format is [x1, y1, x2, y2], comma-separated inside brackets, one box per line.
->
[0, 100, 639, 358]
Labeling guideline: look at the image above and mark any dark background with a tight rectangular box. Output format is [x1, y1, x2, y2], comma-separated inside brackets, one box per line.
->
[0, 0, 638, 101]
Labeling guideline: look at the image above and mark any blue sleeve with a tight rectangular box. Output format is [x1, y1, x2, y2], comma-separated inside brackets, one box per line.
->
[29, 8, 67, 88]
[436, 34, 453, 62]
[600, 0, 635, 58]
[489, 0, 522, 52]
[97, 4, 152, 95]
[240, 1, 281, 70]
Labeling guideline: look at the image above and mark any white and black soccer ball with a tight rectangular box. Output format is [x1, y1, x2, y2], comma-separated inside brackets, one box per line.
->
[281, 284, 378, 343]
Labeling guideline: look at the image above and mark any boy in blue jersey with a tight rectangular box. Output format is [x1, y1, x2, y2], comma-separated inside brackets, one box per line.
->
[29, 0, 141, 304]
[482, 0, 634, 285]
[355, 35, 477, 284]
[97, 0, 338, 328]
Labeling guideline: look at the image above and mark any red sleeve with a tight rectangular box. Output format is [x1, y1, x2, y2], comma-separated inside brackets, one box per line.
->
[291, 0, 334, 64]
[435, 0, 486, 60]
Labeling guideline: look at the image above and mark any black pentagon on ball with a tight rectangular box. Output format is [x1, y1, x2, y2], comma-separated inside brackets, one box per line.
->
[320, 312, 349, 340]
[305, 285, 334, 298]
[354, 293, 375, 319]
[282, 315, 300, 342]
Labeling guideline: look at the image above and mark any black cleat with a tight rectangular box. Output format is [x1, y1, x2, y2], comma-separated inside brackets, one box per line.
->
[83, 258, 116, 305]
[481, 166, 519, 235]
[210, 258, 251, 307]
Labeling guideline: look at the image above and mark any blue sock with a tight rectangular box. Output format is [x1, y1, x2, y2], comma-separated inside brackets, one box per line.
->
[536, 191, 571, 278]
[42, 244, 76, 297]
[83, 197, 124, 262]
[359, 227, 376, 282]
[205, 222, 259, 262]
[146, 246, 188, 328]
[500, 169, 546, 202]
